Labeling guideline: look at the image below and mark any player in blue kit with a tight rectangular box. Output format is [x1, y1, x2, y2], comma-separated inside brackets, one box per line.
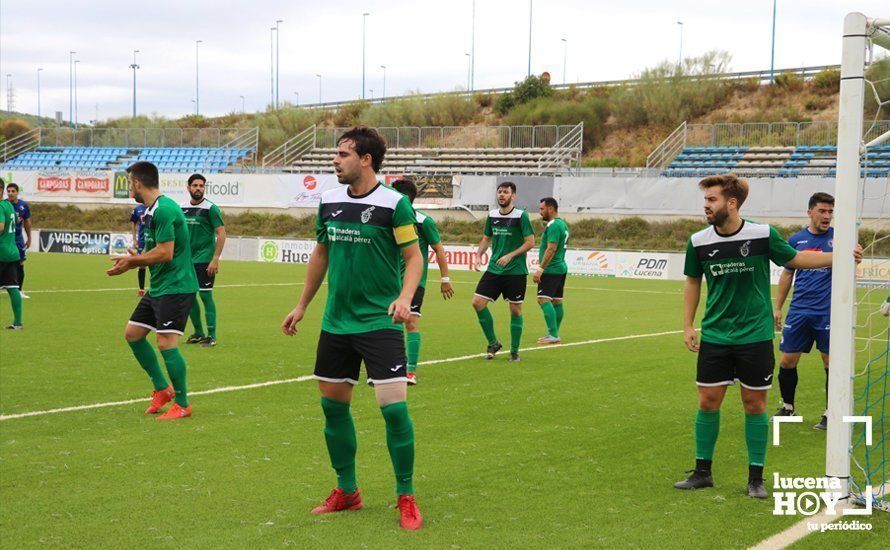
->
[131, 204, 149, 296]
[5, 183, 31, 299]
[773, 192, 835, 430]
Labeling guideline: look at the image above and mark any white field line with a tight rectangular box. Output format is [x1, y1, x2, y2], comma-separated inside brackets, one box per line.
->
[0, 329, 680, 421]
[14, 279, 680, 296]
[749, 482, 890, 550]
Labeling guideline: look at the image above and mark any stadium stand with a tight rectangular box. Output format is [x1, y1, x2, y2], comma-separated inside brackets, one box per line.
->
[263, 124, 584, 176]
[661, 145, 890, 177]
[650, 121, 890, 177]
[2, 146, 251, 173]
[0, 127, 259, 173]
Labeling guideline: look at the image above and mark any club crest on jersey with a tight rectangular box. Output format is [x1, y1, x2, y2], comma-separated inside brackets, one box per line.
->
[740, 240, 751, 257]
[360, 206, 375, 224]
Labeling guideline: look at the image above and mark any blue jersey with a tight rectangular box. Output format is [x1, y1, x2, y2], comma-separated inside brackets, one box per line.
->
[130, 204, 148, 248]
[8, 199, 30, 249]
[786, 227, 833, 315]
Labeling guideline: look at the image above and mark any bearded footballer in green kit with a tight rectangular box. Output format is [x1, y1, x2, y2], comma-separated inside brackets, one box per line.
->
[182, 173, 227, 348]
[675, 173, 862, 498]
[281, 127, 424, 530]
[107, 161, 199, 420]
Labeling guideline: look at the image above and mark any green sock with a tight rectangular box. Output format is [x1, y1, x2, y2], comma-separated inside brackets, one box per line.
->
[539, 301, 558, 338]
[554, 302, 564, 330]
[128, 338, 169, 391]
[745, 412, 769, 467]
[381, 401, 415, 495]
[321, 397, 358, 493]
[159, 348, 189, 406]
[188, 294, 205, 336]
[201, 291, 217, 339]
[510, 314, 523, 353]
[7, 288, 22, 325]
[694, 409, 720, 461]
[475, 308, 498, 346]
[406, 332, 421, 372]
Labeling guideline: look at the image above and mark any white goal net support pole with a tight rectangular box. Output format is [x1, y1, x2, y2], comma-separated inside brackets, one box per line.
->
[826, 11, 866, 498]
[826, 12, 888, 500]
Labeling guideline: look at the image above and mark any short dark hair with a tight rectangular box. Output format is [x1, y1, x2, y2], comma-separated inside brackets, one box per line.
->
[698, 173, 749, 208]
[540, 197, 558, 210]
[5, 182, 19, 192]
[126, 161, 159, 189]
[808, 192, 834, 209]
[187, 173, 207, 185]
[391, 178, 417, 203]
[497, 181, 517, 193]
[337, 126, 387, 173]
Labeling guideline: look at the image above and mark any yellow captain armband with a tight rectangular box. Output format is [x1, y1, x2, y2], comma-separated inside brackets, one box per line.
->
[394, 224, 418, 245]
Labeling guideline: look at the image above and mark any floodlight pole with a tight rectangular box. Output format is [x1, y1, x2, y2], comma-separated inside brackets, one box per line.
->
[130, 49, 140, 118]
[561, 38, 567, 85]
[270, 27, 275, 108]
[770, 0, 777, 82]
[380, 65, 386, 99]
[465, 53, 471, 90]
[363, 12, 370, 100]
[195, 40, 202, 115]
[74, 60, 79, 129]
[316, 74, 322, 104]
[471, 0, 476, 90]
[37, 68, 43, 127]
[276, 19, 283, 109]
[677, 21, 684, 66]
[527, 0, 533, 77]
[69, 51, 76, 127]
[240, 95, 245, 113]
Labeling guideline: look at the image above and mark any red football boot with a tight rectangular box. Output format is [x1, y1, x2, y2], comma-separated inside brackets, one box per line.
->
[311, 488, 363, 514]
[145, 386, 175, 414]
[397, 494, 422, 530]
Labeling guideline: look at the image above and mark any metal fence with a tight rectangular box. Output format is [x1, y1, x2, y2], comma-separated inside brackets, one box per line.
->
[37, 127, 257, 149]
[298, 65, 839, 110]
[313, 125, 578, 149]
[685, 121, 890, 148]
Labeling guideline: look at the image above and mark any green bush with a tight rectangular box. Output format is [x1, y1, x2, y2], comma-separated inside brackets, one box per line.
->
[609, 51, 734, 128]
[581, 157, 625, 168]
[504, 96, 609, 148]
[811, 69, 840, 93]
[333, 101, 371, 127]
[773, 73, 805, 91]
[494, 75, 554, 115]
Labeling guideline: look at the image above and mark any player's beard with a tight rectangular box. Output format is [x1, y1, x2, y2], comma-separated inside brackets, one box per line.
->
[497, 197, 512, 209]
[707, 205, 729, 227]
[190, 190, 204, 201]
[133, 187, 144, 204]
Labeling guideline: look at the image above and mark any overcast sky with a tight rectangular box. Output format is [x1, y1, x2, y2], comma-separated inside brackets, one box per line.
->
[0, 1, 886, 121]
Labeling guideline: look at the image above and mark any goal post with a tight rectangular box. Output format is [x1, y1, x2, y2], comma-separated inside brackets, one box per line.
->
[827, 11, 890, 509]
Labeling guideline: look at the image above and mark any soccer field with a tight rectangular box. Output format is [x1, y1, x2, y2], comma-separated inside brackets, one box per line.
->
[0, 253, 886, 548]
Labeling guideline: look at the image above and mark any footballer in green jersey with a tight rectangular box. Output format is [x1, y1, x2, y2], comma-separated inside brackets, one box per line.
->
[471, 181, 535, 361]
[182, 174, 227, 348]
[107, 162, 199, 421]
[674, 173, 861, 499]
[0, 181, 23, 329]
[391, 178, 455, 385]
[281, 127, 424, 530]
[533, 197, 569, 344]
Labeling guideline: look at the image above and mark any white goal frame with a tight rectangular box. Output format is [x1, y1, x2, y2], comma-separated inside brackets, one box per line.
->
[826, 12, 890, 501]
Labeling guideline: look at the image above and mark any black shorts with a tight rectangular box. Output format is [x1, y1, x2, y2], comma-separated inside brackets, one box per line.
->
[536, 273, 567, 300]
[0, 261, 20, 290]
[474, 271, 527, 303]
[314, 329, 408, 385]
[128, 293, 195, 335]
[697, 340, 776, 391]
[410, 286, 426, 316]
[194, 263, 216, 291]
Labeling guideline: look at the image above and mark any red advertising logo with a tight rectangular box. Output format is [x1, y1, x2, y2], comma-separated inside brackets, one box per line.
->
[75, 177, 110, 193]
[303, 175, 318, 190]
[37, 177, 72, 192]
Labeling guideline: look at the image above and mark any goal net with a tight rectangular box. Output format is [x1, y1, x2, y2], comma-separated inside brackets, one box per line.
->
[828, 12, 890, 513]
